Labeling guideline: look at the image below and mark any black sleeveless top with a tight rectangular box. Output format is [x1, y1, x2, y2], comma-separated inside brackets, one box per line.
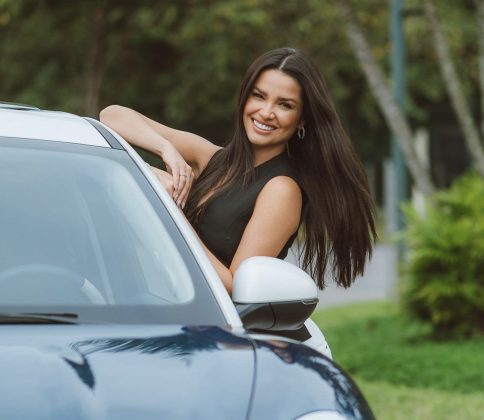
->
[197, 151, 300, 267]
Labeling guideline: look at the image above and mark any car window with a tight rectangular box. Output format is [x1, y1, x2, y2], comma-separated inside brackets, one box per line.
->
[0, 138, 224, 324]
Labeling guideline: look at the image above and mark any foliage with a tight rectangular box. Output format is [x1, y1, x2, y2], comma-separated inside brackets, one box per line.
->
[401, 172, 484, 337]
[405, 0, 480, 121]
[0, 0, 429, 159]
[0, 0, 481, 164]
[313, 301, 484, 419]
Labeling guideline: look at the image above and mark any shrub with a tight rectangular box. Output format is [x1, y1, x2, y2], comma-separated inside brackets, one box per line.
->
[402, 172, 484, 337]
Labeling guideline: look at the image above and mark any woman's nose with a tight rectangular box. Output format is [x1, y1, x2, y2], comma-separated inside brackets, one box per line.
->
[259, 104, 275, 120]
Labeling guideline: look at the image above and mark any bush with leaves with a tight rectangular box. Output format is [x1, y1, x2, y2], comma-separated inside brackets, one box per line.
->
[402, 172, 484, 337]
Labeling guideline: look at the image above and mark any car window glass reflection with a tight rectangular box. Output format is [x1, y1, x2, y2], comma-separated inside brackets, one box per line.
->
[0, 146, 194, 306]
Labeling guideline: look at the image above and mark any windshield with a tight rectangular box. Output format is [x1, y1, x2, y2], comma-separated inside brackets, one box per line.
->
[0, 138, 224, 324]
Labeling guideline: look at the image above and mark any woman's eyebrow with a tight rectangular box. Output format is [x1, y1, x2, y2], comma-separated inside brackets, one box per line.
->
[253, 86, 298, 103]
[279, 97, 298, 104]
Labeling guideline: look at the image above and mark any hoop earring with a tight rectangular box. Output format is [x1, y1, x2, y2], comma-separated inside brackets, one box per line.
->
[297, 126, 305, 140]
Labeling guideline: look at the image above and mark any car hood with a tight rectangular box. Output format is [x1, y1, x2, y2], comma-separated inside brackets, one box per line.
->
[0, 325, 254, 420]
[249, 334, 374, 419]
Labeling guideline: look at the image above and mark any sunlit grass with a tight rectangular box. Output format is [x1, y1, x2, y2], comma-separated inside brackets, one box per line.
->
[312, 301, 484, 419]
[356, 378, 484, 420]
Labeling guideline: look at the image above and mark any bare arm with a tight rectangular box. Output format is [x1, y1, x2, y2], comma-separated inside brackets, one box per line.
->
[150, 170, 302, 294]
[100, 105, 220, 207]
[216, 176, 303, 295]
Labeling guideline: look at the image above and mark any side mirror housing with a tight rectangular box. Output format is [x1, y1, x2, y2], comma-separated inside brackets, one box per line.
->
[232, 257, 318, 331]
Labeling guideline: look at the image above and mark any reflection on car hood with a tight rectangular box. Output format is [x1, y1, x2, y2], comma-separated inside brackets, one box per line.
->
[249, 335, 374, 419]
[0, 325, 254, 420]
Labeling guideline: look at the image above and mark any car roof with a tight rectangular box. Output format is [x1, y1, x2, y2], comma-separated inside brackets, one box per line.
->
[0, 103, 111, 148]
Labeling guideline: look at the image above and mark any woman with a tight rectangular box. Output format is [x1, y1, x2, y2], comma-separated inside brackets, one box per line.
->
[100, 47, 376, 297]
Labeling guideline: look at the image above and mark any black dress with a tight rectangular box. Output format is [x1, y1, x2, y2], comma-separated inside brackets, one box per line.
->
[196, 151, 311, 341]
[197, 151, 300, 267]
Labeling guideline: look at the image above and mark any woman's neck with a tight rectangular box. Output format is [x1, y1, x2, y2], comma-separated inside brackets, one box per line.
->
[252, 144, 286, 166]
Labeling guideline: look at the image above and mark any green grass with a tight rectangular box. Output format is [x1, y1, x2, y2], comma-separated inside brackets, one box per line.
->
[312, 301, 484, 420]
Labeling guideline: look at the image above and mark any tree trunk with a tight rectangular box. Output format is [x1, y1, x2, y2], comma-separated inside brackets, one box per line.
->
[334, 0, 435, 195]
[423, 0, 484, 177]
[477, 0, 484, 138]
[84, 6, 107, 117]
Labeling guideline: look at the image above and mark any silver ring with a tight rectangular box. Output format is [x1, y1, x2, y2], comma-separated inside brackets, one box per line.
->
[180, 174, 187, 177]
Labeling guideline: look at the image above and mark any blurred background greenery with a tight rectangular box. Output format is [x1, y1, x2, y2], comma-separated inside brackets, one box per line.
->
[0, 0, 481, 188]
[1, 0, 483, 418]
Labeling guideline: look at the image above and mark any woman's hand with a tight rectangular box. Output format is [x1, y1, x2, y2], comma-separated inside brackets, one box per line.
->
[150, 166, 176, 199]
[161, 143, 195, 208]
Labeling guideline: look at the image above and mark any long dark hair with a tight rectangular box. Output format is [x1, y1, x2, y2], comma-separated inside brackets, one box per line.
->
[185, 47, 376, 289]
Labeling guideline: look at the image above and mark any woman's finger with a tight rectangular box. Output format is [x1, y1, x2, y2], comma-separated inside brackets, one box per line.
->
[166, 180, 174, 197]
[175, 165, 191, 202]
[162, 172, 175, 197]
[151, 167, 175, 197]
[175, 168, 190, 206]
[170, 166, 180, 196]
[177, 170, 193, 207]
[164, 164, 177, 193]
[176, 166, 188, 193]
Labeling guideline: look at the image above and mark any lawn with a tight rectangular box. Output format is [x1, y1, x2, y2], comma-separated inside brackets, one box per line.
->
[312, 301, 484, 420]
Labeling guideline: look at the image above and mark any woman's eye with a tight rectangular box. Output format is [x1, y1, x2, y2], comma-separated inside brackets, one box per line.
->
[280, 102, 292, 109]
[252, 91, 263, 99]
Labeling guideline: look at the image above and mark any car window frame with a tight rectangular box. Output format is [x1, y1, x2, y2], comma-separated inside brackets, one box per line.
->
[0, 136, 226, 325]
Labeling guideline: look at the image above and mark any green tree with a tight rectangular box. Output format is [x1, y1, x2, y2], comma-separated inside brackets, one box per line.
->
[1, 0, 481, 176]
[335, 0, 435, 194]
[422, 0, 484, 177]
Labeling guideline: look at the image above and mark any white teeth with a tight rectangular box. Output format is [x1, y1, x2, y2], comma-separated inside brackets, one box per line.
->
[253, 119, 275, 131]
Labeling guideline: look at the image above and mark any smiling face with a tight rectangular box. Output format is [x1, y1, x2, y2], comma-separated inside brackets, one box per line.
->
[243, 69, 303, 162]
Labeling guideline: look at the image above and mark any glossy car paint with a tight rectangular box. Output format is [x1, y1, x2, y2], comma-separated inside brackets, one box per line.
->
[0, 326, 252, 419]
[248, 334, 372, 419]
[0, 326, 373, 420]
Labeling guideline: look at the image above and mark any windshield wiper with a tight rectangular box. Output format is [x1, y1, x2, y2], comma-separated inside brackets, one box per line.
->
[0, 312, 79, 324]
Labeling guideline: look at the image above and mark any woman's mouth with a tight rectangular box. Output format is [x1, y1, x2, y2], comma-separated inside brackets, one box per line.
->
[252, 118, 276, 132]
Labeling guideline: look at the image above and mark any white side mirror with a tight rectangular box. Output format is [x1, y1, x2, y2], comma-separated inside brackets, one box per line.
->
[232, 257, 318, 331]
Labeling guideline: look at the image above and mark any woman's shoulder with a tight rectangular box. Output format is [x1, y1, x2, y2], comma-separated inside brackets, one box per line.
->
[259, 175, 302, 202]
[255, 153, 301, 190]
[198, 146, 223, 175]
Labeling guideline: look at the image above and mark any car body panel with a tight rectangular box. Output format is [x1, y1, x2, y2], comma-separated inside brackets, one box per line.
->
[0, 108, 109, 147]
[249, 336, 374, 419]
[0, 325, 373, 420]
[0, 326, 254, 420]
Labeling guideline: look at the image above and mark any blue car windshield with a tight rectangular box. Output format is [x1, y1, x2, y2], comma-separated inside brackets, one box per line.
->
[0, 138, 224, 324]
